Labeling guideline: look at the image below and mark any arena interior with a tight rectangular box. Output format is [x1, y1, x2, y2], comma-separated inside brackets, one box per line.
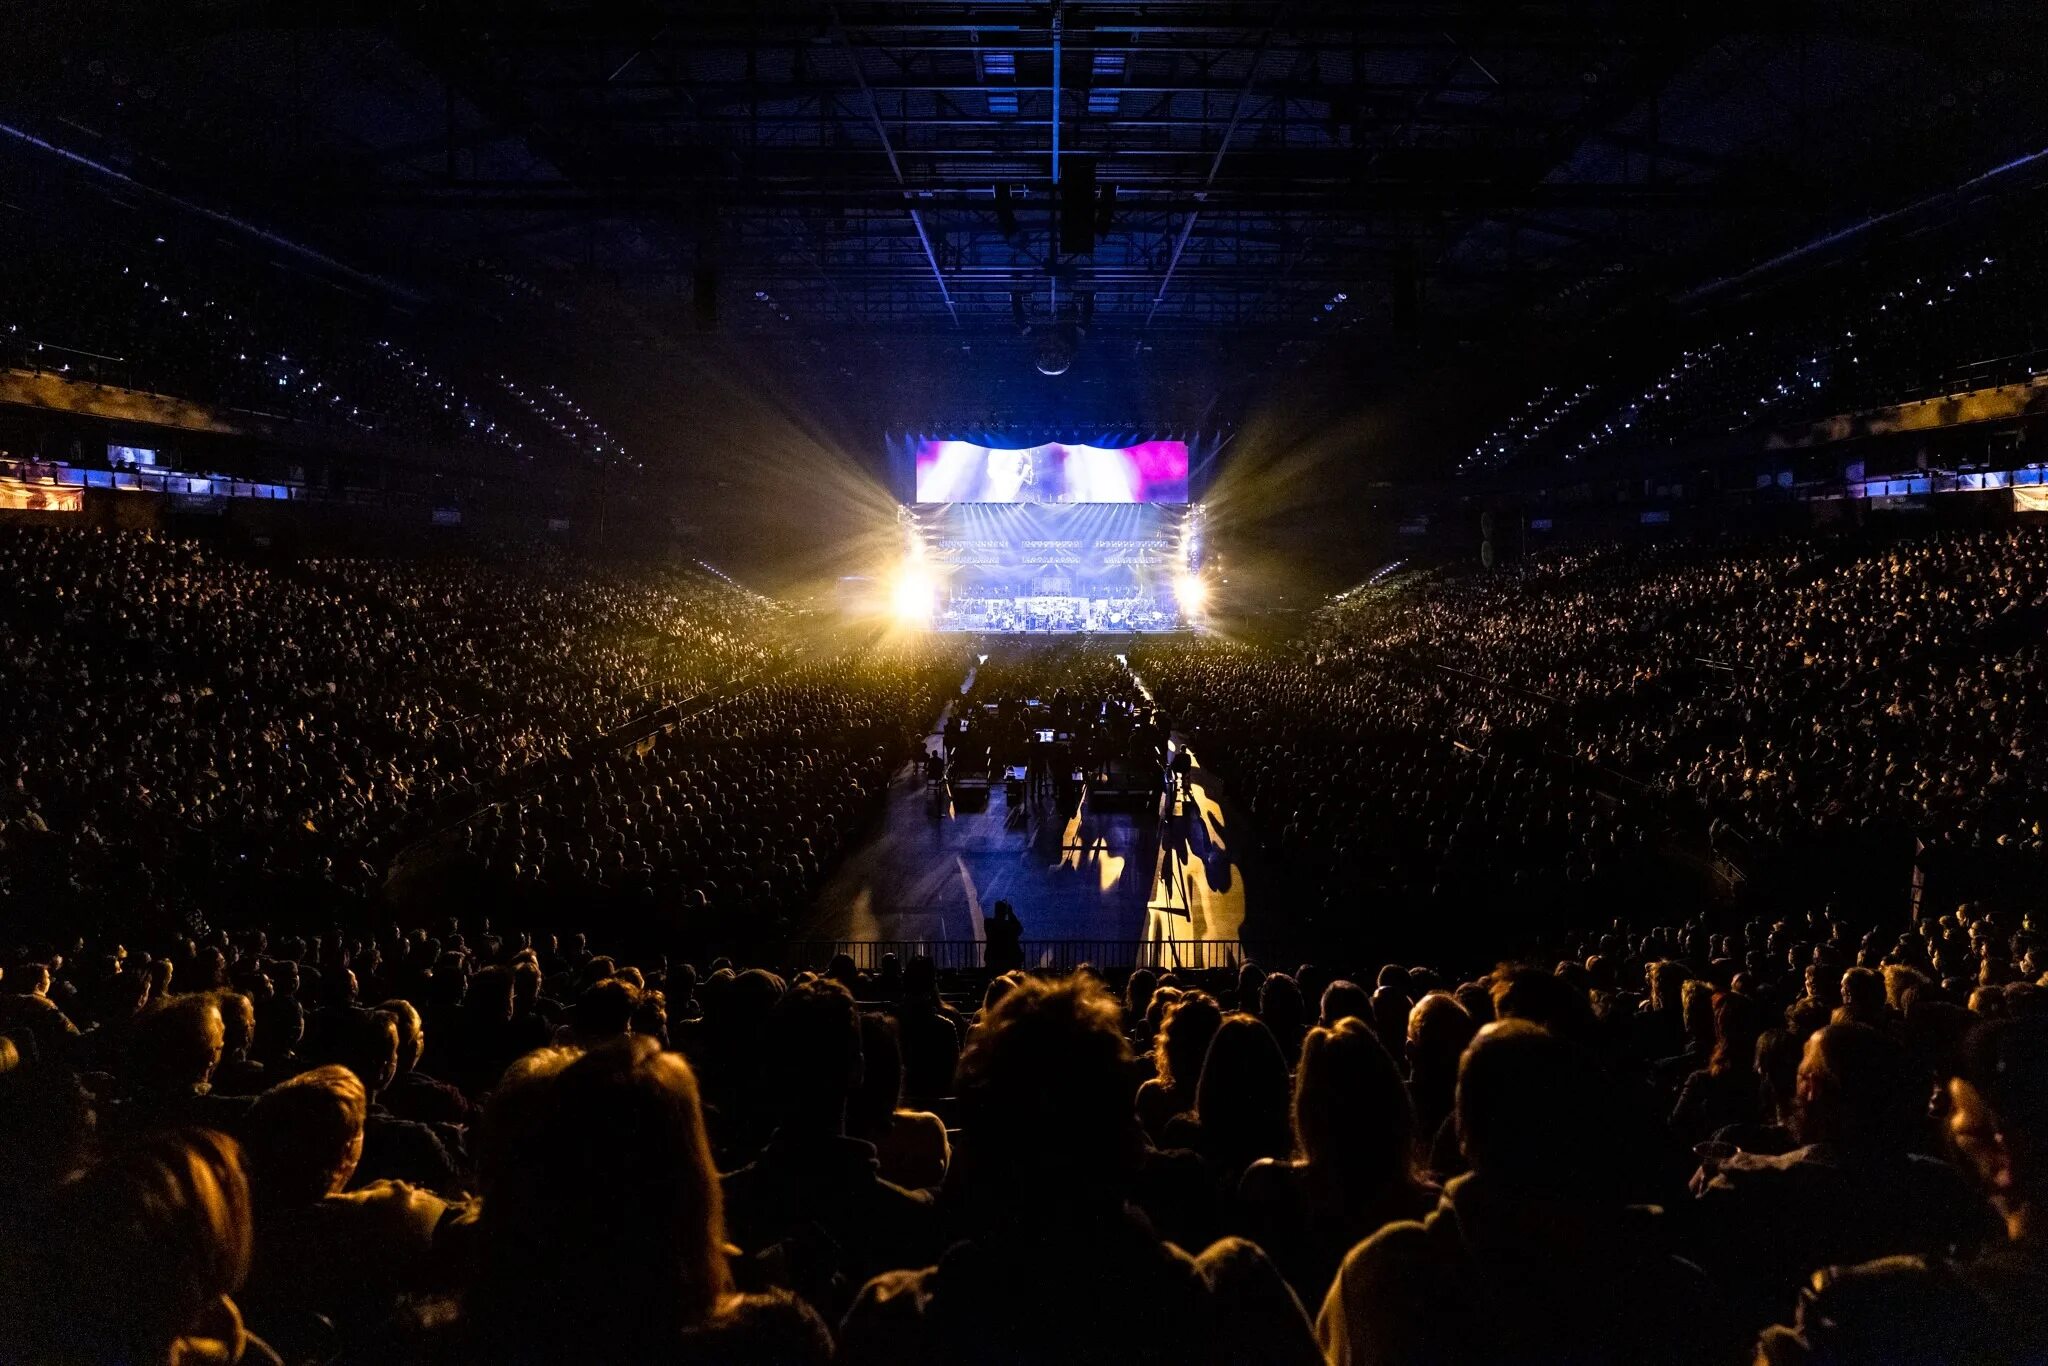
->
[4, 4, 2048, 1363]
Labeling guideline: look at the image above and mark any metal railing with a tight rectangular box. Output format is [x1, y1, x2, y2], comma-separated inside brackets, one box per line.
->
[779, 939, 1261, 973]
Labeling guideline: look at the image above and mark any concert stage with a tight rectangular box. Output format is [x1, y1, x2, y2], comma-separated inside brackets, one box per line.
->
[910, 500, 1201, 634]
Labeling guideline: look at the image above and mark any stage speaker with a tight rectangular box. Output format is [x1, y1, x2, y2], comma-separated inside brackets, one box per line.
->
[691, 266, 718, 331]
[1060, 157, 1097, 256]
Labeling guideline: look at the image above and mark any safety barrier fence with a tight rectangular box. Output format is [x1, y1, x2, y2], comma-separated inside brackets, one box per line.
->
[777, 939, 1268, 974]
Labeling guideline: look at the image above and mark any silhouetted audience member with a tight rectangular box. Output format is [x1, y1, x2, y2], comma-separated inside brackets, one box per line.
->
[849, 1010, 951, 1191]
[985, 901, 1025, 974]
[239, 1065, 452, 1352]
[325, 1008, 465, 1194]
[376, 998, 476, 1127]
[1136, 989, 1221, 1145]
[4, 1128, 280, 1366]
[109, 993, 253, 1137]
[1239, 1018, 1438, 1305]
[892, 956, 964, 1102]
[839, 975, 1321, 1366]
[1694, 1021, 1997, 1332]
[721, 979, 936, 1320]
[1317, 1021, 1729, 1365]
[418, 1038, 830, 1364]
[211, 991, 268, 1098]
[1670, 989, 1769, 1147]
[1318, 979, 1372, 1030]
[1405, 990, 1477, 1177]
[1163, 1013, 1294, 1191]
[1758, 1013, 2048, 1363]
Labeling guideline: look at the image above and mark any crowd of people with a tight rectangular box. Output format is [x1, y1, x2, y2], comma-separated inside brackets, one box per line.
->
[7, 521, 2042, 957]
[2, 902, 2044, 1363]
[1135, 526, 2047, 932]
[1133, 632, 1661, 941]
[0, 528, 792, 932]
[3, 513, 2046, 1359]
[458, 650, 956, 937]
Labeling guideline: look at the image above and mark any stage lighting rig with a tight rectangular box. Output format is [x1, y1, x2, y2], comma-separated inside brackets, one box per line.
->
[1035, 323, 1080, 376]
[1014, 287, 1088, 377]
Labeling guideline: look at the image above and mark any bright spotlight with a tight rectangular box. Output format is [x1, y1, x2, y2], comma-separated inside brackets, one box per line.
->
[892, 565, 936, 625]
[1173, 572, 1209, 615]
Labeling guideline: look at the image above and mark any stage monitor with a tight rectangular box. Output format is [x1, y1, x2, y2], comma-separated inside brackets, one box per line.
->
[915, 438, 1187, 503]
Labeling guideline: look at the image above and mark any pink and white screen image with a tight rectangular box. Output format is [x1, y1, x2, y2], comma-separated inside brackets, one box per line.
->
[914, 439, 1188, 503]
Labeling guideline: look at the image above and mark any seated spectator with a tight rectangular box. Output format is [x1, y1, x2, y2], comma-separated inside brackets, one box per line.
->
[1368, 983, 1411, 1056]
[324, 1009, 465, 1194]
[1653, 978, 1718, 1097]
[1694, 1022, 1998, 1333]
[420, 1037, 829, 1364]
[1698, 1025, 1803, 1164]
[1317, 1020, 1730, 1365]
[1122, 968, 1159, 1050]
[840, 975, 1321, 1366]
[1837, 966, 1894, 1030]
[3, 1128, 281, 1366]
[376, 998, 476, 1127]
[1163, 1013, 1294, 1192]
[1318, 979, 1372, 1030]
[891, 956, 963, 1102]
[566, 976, 640, 1049]
[1757, 1014, 2048, 1363]
[720, 979, 936, 1320]
[503, 959, 556, 1055]
[1135, 989, 1221, 1145]
[1405, 990, 1476, 1177]
[1239, 1018, 1438, 1305]
[210, 991, 268, 1098]
[238, 1065, 452, 1351]
[962, 972, 1020, 1055]
[108, 993, 253, 1137]
[1670, 989, 1768, 1147]
[848, 1011, 950, 1191]
[252, 994, 305, 1077]
[0, 961, 78, 1061]
[446, 964, 518, 1094]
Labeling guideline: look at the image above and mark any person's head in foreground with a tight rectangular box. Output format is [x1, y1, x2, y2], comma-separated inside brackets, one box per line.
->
[15, 1128, 258, 1365]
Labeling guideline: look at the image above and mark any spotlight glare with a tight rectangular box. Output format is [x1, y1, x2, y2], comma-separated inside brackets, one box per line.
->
[891, 564, 936, 625]
[1173, 572, 1210, 615]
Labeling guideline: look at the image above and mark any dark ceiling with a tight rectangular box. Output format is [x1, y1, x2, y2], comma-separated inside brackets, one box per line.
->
[7, 0, 2047, 432]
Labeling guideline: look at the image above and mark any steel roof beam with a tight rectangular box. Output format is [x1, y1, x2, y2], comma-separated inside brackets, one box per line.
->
[831, 3, 959, 324]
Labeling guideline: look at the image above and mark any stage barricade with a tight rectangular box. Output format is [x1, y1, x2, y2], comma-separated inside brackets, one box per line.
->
[778, 938, 1266, 973]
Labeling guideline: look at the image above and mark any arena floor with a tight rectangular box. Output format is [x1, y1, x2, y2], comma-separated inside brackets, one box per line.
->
[801, 708, 1248, 949]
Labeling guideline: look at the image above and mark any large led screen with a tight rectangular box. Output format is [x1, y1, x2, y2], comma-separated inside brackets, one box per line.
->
[0, 476, 83, 512]
[915, 439, 1188, 503]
